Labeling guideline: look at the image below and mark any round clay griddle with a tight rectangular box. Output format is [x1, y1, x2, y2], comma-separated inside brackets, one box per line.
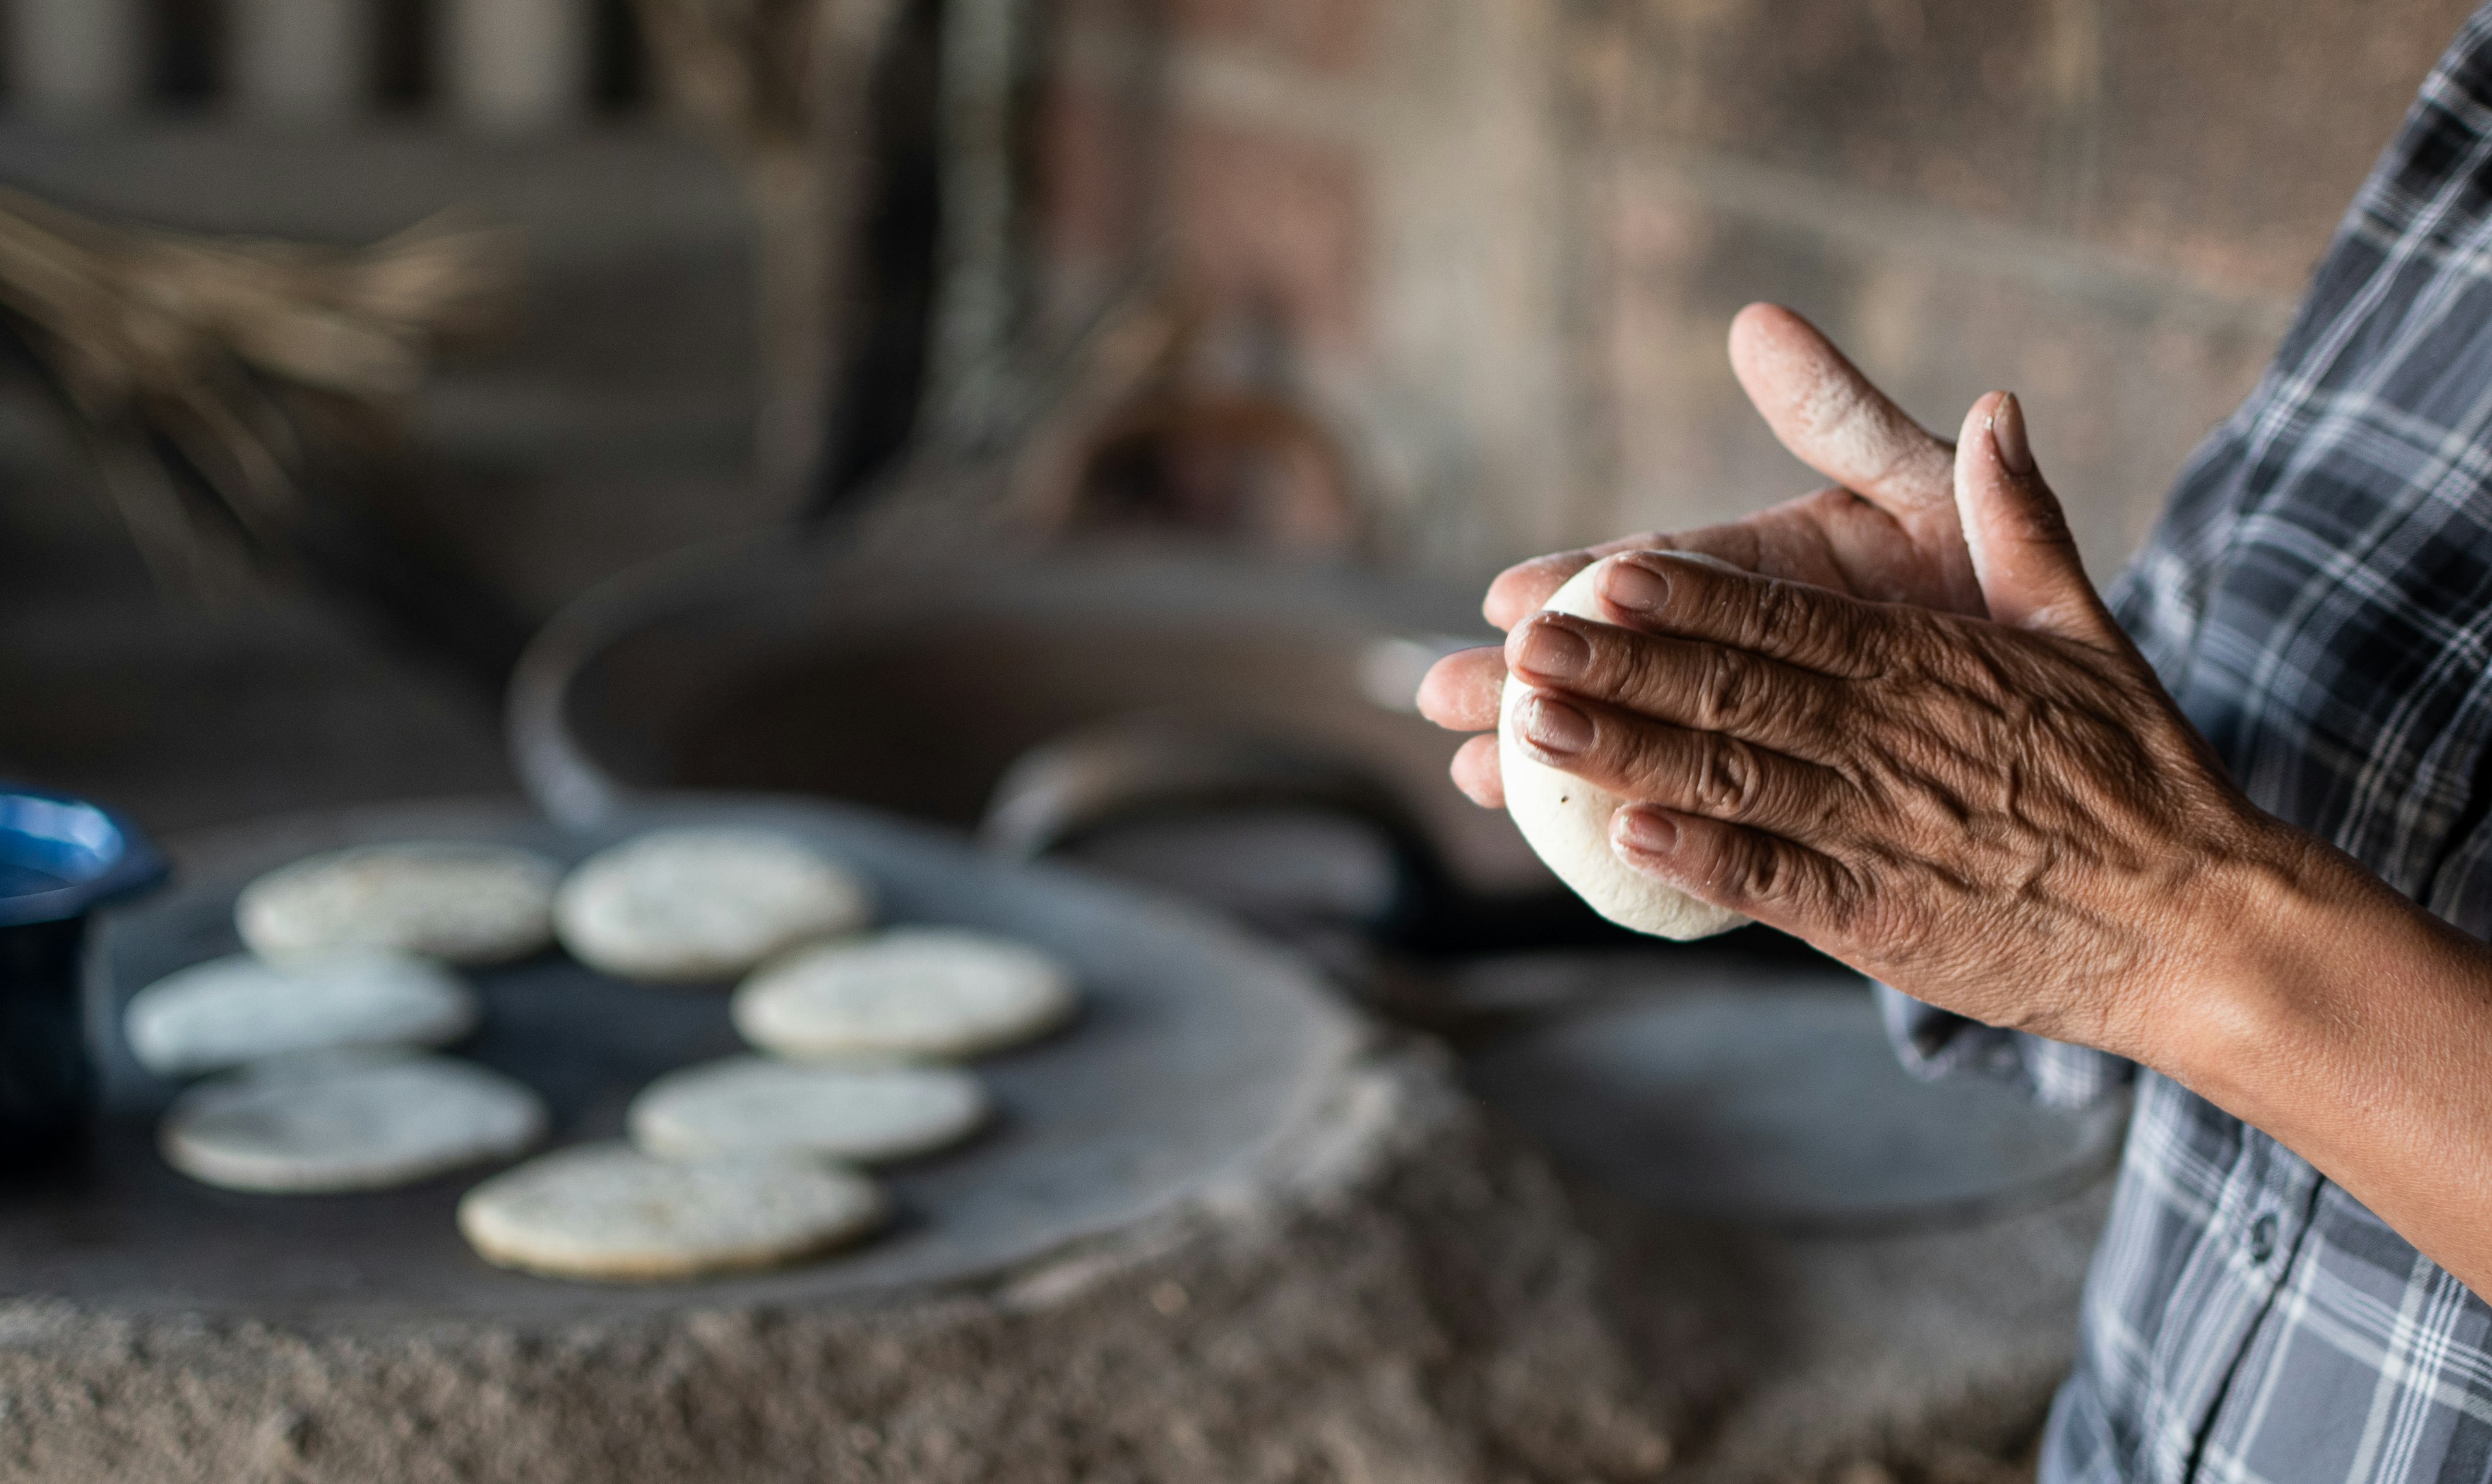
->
[11, 795, 1358, 1324]
[1463, 955, 2127, 1231]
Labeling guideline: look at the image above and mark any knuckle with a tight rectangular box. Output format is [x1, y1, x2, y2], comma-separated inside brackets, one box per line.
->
[1748, 577, 1848, 667]
[1694, 735, 1765, 818]
[1695, 648, 1767, 731]
[1607, 631, 1664, 703]
[1739, 578, 1794, 652]
[1727, 836, 1796, 905]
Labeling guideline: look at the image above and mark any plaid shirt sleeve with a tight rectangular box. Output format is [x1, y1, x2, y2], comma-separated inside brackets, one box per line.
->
[1868, 8, 2492, 1480]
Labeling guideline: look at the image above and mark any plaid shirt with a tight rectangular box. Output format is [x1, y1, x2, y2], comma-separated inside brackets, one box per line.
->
[1881, 10, 2492, 1480]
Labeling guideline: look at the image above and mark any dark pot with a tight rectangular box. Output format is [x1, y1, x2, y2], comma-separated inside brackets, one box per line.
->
[0, 788, 165, 1166]
[503, 539, 1605, 951]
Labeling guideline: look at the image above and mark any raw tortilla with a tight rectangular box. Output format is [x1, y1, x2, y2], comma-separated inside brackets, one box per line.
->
[458, 1141, 888, 1283]
[556, 828, 875, 983]
[1500, 555, 1750, 941]
[237, 842, 561, 966]
[628, 1055, 990, 1164]
[732, 928, 1079, 1062]
[160, 1050, 546, 1194]
[124, 951, 479, 1080]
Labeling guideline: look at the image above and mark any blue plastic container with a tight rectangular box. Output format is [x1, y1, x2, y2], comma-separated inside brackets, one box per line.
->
[0, 788, 165, 1165]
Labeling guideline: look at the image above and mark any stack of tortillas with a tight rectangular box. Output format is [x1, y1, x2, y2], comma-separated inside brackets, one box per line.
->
[133, 823, 1086, 1287]
[236, 842, 563, 966]
[140, 841, 562, 1194]
[460, 827, 1081, 1284]
[162, 1048, 545, 1194]
[732, 928, 1080, 1063]
[552, 827, 874, 983]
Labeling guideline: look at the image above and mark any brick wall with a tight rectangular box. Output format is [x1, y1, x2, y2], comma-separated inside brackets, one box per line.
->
[1032, 0, 2481, 579]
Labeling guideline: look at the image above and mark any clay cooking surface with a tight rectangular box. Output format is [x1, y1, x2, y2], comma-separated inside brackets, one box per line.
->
[8, 796, 1355, 1323]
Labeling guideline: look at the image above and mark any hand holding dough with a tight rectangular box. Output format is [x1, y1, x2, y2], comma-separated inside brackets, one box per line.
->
[1500, 555, 1750, 941]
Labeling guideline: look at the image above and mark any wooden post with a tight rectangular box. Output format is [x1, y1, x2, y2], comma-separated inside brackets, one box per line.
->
[760, 0, 910, 503]
[232, 0, 370, 122]
[8, 0, 145, 119]
[629, 0, 907, 501]
[925, 0, 1033, 453]
[442, 0, 590, 130]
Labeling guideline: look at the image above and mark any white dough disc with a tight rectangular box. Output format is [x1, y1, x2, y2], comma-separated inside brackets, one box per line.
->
[732, 929, 1079, 1062]
[555, 828, 875, 983]
[124, 951, 480, 1079]
[237, 843, 561, 966]
[1501, 555, 1751, 941]
[160, 1051, 546, 1194]
[458, 1141, 888, 1283]
[628, 1055, 990, 1165]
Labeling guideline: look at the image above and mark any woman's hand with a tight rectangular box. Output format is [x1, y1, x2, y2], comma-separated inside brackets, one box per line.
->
[1497, 392, 2303, 1051]
[1433, 327, 2492, 1300]
[1421, 304, 1985, 809]
[1470, 388, 2492, 1304]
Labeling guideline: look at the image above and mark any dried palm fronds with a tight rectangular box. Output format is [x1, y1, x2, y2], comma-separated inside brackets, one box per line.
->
[0, 187, 517, 592]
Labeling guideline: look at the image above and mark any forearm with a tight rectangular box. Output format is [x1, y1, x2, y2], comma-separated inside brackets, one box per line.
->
[2144, 823, 2492, 1296]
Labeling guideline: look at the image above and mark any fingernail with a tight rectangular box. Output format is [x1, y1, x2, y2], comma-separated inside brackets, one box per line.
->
[1991, 393, 2034, 477]
[1515, 620, 1592, 681]
[1601, 557, 1672, 614]
[1614, 806, 1679, 856]
[1517, 694, 1595, 757]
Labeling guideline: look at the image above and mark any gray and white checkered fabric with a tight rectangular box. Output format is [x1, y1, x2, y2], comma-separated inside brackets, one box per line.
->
[1879, 9, 2492, 1478]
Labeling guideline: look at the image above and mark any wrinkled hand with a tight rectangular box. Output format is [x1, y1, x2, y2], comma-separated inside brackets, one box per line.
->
[1487, 391, 2301, 1050]
[1422, 304, 1983, 808]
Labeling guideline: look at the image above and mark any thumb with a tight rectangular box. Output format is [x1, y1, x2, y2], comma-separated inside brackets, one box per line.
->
[1954, 393, 2116, 643]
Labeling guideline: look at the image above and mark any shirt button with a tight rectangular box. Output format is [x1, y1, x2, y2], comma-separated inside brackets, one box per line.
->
[2248, 1213, 2281, 1265]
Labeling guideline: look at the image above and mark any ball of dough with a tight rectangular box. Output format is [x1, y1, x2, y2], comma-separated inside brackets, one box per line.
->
[732, 929, 1079, 1062]
[160, 1050, 546, 1194]
[125, 951, 479, 1080]
[627, 1055, 989, 1165]
[1500, 555, 1750, 941]
[556, 829, 875, 984]
[458, 1141, 888, 1283]
[237, 843, 561, 966]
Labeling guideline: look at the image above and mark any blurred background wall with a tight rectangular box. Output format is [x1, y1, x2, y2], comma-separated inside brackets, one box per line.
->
[1032, 0, 2482, 578]
[0, 0, 2480, 621]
